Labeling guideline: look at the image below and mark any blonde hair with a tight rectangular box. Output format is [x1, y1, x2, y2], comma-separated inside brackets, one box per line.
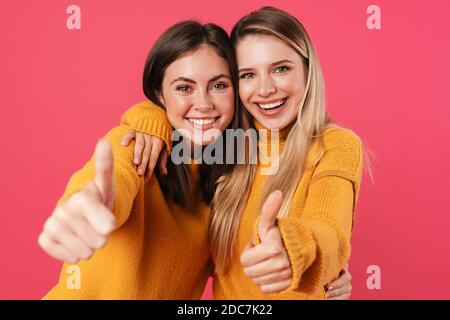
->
[210, 7, 343, 272]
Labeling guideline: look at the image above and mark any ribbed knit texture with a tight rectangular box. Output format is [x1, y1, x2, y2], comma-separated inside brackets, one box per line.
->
[121, 100, 173, 153]
[212, 121, 363, 300]
[127, 110, 363, 300]
[44, 114, 211, 299]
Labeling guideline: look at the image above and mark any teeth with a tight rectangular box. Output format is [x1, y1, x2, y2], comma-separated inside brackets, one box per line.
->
[258, 99, 285, 110]
[188, 118, 216, 125]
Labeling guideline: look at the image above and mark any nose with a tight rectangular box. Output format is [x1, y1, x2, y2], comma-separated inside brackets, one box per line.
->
[257, 74, 276, 97]
[193, 91, 214, 112]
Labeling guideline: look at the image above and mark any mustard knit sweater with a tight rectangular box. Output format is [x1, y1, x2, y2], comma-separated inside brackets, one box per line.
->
[112, 100, 363, 300]
[44, 101, 211, 299]
[213, 122, 363, 299]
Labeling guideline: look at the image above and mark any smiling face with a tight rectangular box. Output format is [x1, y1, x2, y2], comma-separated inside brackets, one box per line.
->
[160, 45, 235, 146]
[236, 34, 308, 130]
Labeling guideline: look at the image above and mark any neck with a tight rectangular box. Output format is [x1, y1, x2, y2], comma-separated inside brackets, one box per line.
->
[253, 120, 295, 147]
[253, 120, 296, 172]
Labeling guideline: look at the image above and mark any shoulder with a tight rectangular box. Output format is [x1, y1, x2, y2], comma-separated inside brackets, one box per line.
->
[322, 126, 362, 155]
[312, 126, 363, 181]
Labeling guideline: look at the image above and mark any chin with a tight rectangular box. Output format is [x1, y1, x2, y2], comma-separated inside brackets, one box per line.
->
[193, 131, 221, 146]
[254, 117, 280, 130]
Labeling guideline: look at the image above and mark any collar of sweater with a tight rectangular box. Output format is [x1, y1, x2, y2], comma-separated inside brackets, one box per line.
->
[253, 119, 295, 150]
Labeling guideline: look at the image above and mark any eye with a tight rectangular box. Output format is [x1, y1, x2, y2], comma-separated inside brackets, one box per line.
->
[274, 66, 290, 73]
[211, 82, 228, 91]
[239, 73, 255, 80]
[176, 85, 192, 93]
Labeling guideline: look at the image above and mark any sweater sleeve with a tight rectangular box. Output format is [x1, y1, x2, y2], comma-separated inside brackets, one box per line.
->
[120, 100, 173, 153]
[56, 125, 143, 230]
[262, 128, 363, 296]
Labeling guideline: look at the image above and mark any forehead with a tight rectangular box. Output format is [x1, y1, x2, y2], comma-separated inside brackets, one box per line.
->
[236, 34, 300, 66]
[164, 46, 230, 80]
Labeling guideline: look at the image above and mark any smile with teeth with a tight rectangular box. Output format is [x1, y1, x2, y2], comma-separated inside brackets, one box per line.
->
[256, 98, 287, 110]
[187, 118, 217, 125]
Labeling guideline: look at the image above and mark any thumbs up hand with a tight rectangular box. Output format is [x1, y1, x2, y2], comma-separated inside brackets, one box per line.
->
[240, 190, 293, 294]
[38, 139, 117, 263]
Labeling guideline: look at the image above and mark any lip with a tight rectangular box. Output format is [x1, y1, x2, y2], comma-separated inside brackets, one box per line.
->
[254, 98, 288, 116]
[255, 97, 287, 105]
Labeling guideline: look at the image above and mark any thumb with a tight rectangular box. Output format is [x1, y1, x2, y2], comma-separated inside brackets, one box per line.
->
[258, 190, 283, 240]
[94, 138, 114, 208]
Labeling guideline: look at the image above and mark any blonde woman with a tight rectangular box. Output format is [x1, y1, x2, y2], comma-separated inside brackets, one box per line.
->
[210, 6, 363, 300]
[122, 7, 356, 299]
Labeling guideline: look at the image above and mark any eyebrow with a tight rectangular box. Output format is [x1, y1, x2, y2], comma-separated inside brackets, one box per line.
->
[170, 77, 196, 85]
[170, 74, 231, 85]
[209, 74, 231, 83]
[238, 59, 295, 73]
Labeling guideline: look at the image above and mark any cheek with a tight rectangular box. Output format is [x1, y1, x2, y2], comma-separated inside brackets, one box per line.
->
[165, 96, 191, 122]
[286, 83, 306, 118]
[276, 76, 306, 102]
[213, 91, 235, 118]
[164, 106, 178, 128]
[275, 76, 295, 93]
[238, 82, 254, 104]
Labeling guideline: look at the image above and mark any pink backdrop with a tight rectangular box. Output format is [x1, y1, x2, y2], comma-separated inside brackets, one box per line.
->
[1, 0, 449, 300]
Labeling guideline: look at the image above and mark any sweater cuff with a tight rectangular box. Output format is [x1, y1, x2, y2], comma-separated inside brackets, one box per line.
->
[120, 102, 173, 153]
[276, 218, 317, 293]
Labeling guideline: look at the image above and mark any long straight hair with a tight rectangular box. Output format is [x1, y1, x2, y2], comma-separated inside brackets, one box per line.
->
[210, 7, 335, 272]
[142, 20, 246, 208]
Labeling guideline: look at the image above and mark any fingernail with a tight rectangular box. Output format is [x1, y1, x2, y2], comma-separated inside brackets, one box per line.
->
[96, 238, 106, 249]
[138, 168, 144, 175]
[103, 223, 114, 235]
[328, 286, 334, 290]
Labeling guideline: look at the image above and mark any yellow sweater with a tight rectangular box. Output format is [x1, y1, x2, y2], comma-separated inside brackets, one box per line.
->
[44, 101, 211, 299]
[212, 122, 363, 299]
[124, 102, 363, 300]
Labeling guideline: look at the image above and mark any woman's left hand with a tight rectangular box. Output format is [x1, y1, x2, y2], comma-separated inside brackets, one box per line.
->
[240, 190, 293, 294]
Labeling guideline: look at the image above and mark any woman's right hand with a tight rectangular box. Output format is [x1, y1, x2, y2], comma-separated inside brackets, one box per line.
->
[121, 130, 168, 181]
[325, 263, 352, 300]
[38, 139, 117, 263]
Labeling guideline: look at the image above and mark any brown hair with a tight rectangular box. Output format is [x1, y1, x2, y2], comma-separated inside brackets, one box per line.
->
[142, 20, 243, 208]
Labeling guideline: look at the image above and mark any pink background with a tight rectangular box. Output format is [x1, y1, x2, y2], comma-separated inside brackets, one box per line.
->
[1, 0, 449, 299]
